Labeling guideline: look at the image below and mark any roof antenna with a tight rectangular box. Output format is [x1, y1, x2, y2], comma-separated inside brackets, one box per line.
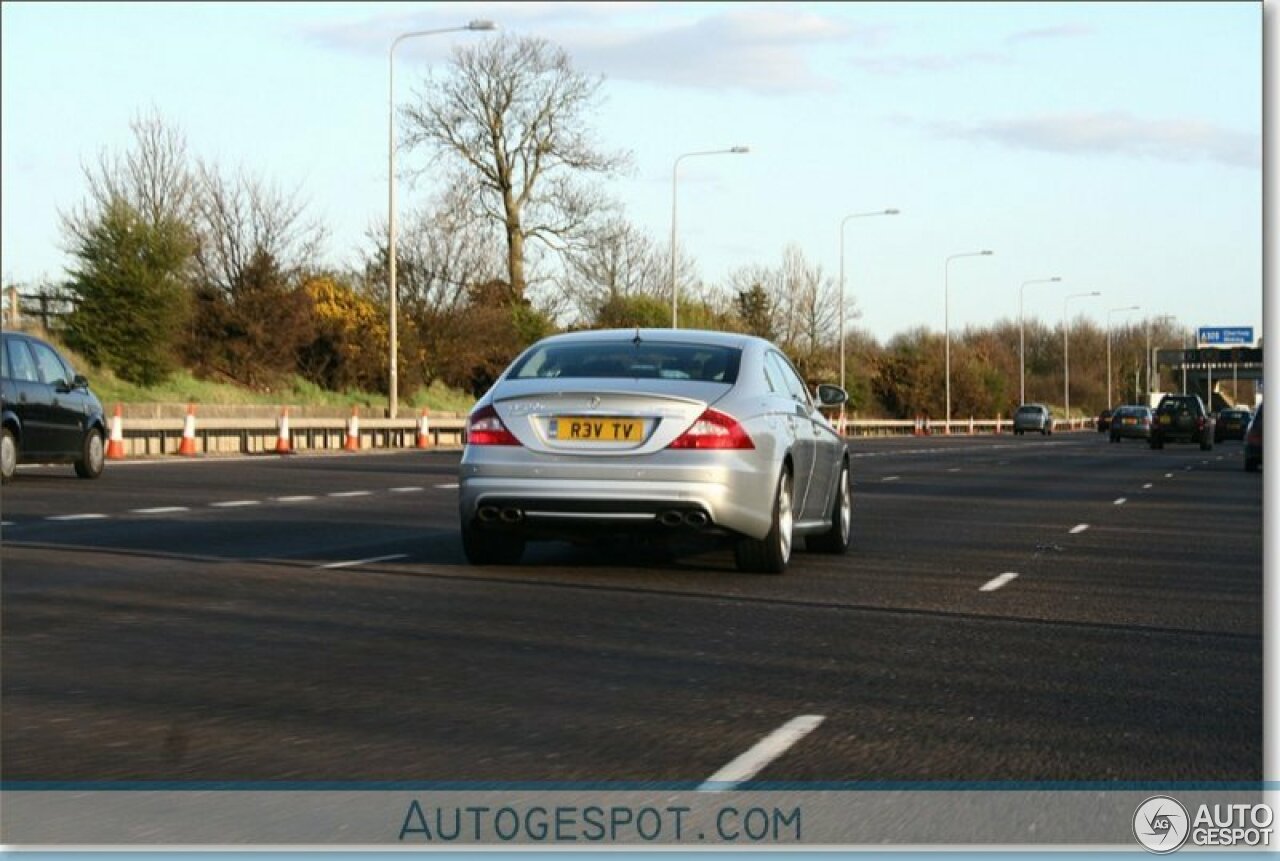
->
[632, 327, 642, 346]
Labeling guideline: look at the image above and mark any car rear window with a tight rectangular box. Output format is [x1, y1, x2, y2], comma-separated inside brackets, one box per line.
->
[1158, 397, 1200, 415]
[1016, 406, 1042, 415]
[508, 341, 741, 383]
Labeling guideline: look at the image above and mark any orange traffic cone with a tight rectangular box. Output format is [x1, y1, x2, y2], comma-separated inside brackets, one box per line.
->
[177, 404, 198, 456]
[416, 409, 432, 449]
[106, 404, 126, 459]
[344, 407, 360, 451]
[275, 408, 292, 454]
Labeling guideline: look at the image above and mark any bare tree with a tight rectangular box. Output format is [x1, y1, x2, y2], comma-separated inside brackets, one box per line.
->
[61, 108, 197, 245]
[192, 163, 325, 296]
[401, 35, 631, 301]
[726, 246, 839, 360]
[559, 217, 667, 323]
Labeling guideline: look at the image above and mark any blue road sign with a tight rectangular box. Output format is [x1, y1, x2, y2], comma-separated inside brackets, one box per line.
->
[1198, 327, 1254, 345]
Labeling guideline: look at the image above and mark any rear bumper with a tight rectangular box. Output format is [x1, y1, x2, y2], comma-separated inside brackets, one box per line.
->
[458, 448, 779, 540]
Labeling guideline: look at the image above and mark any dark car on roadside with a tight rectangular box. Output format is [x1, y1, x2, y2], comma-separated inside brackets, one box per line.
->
[1244, 402, 1263, 472]
[1, 331, 107, 484]
[1214, 407, 1253, 443]
[1149, 394, 1214, 451]
[1109, 405, 1152, 442]
[1096, 408, 1113, 432]
[1013, 404, 1054, 435]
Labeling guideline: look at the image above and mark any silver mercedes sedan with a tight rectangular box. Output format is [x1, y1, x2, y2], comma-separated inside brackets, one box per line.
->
[458, 328, 851, 573]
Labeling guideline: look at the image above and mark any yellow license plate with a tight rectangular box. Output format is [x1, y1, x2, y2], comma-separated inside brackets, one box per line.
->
[1159, 415, 1172, 425]
[1124, 418, 1136, 425]
[554, 417, 643, 442]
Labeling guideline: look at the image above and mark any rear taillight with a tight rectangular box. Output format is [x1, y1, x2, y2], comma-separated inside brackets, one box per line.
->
[466, 405, 519, 446]
[668, 409, 755, 450]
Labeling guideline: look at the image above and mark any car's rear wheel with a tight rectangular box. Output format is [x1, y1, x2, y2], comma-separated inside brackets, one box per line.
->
[1246, 456, 1260, 472]
[808, 460, 851, 554]
[1200, 437, 1213, 451]
[74, 428, 105, 479]
[461, 520, 525, 565]
[1, 428, 17, 484]
[1150, 436, 1164, 449]
[735, 467, 793, 575]
[1110, 433, 1119, 443]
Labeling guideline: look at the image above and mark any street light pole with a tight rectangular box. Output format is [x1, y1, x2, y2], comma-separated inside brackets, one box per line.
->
[670, 146, 749, 328]
[944, 250, 994, 434]
[1106, 305, 1140, 409]
[1144, 314, 1177, 402]
[388, 20, 495, 419]
[838, 208, 899, 394]
[1063, 291, 1101, 423]
[1018, 276, 1062, 405]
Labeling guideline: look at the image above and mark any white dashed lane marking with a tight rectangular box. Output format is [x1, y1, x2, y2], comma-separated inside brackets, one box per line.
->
[328, 491, 372, 498]
[46, 513, 108, 522]
[210, 500, 260, 508]
[318, 553, 408, 570]
[1114, 498, 1127, 506]
[131, 507, 189, 515]
[881, 476, 900, 482]
[391, 486, 426, 493]
[980, 572, 1020, 592]
[699, 715, 826, 792]
[433, 483, 459, 489]
[1069, 524, 1090, 534]
[1142, 483, 1152, 489]
[275, 495, 316, 503]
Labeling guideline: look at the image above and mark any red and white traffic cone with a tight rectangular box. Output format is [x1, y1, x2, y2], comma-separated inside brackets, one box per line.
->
[177, 403, 198, 456]
[416, 409, 432, 449]
[913, 415, 922, 436]
[344, 406, 360, 451]
[106, 404, 126, 460]
[275, 408, 292, 454]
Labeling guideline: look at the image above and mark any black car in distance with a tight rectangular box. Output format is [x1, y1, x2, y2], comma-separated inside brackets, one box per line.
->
[1214, 407, 1253, 443]
[1149, 394, 1214, 451]
[1244, 402, 1263, 472]
[1, 331, 108, 483]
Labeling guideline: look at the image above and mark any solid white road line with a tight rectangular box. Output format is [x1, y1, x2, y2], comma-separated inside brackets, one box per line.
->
[46, 513, 109, 521]
[131, 507, 190, 515]
[391, 486, 426, 493]
[699, 715, 825, 792]
[328, 491, 372, 498]
[1069, 524, 1090, 534]
[275, 495, 316, 503]
[1114, 498, 1127, 505]
[979, 572, 1020, 592]
[318, 553, 408, 570]
[210, 500, 260, 508]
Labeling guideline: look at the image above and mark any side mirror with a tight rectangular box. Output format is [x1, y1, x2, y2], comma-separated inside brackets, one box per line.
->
[73, 374, 90, 390]
[815, 384, 848, 407]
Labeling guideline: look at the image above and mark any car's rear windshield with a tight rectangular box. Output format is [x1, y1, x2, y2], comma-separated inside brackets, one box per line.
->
[1016, 406, 1042, 415]
[1158, 398, 1199, 414]
[508, 341, 741, 383]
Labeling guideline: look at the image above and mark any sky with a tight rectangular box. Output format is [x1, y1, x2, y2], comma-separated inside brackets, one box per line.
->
[0, 1, 1265, 345]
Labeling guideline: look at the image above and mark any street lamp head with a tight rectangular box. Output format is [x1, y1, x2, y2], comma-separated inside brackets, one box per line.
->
[1050, 276, 1062, 282]
[885, 208, 901, 215]
[467, 20, 497, 30]
[729, 146, 750, 154]
[981, 250, 994, 255]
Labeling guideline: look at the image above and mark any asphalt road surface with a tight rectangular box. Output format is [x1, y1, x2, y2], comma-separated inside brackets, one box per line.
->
[1, 432, 1262, 783]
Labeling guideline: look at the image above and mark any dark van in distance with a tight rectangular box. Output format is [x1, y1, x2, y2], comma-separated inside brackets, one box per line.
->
[1, 331, 107, 483]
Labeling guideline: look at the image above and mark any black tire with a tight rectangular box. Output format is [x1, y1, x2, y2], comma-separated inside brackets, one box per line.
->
[461, 519, 525, 565]
[1110, 433, 1119, 443]
[74, 428, 105, 479]
[1, 427, 16, 485]
[1041, 427, 1048, 436]
[1200, 437, 1213, 452]
[1150, 436, 1164, 450]
[735, 467, 793, 575]
[807, 460, 851, 554]
[1245, 457, 1260, 472]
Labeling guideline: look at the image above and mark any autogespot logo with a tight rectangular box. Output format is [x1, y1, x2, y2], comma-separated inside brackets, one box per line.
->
[1134, 796, 1190, 853]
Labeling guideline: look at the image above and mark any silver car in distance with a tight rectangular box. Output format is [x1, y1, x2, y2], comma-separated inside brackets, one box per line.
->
[458, 329, 852, 574]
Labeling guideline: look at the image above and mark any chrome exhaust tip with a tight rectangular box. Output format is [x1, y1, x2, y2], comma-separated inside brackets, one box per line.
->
[684, 511, 709, 527]
[477, 506, 500, 523]
[659, 510, 685, 527]
[499, 508, 524, 524]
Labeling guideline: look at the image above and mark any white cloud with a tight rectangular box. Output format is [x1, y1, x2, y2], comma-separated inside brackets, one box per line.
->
[903, 111, 1260, 169]
[850, 51, 1009, 75]
[302, 4, 875, 94]
[1004, 23, 1095, 45]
